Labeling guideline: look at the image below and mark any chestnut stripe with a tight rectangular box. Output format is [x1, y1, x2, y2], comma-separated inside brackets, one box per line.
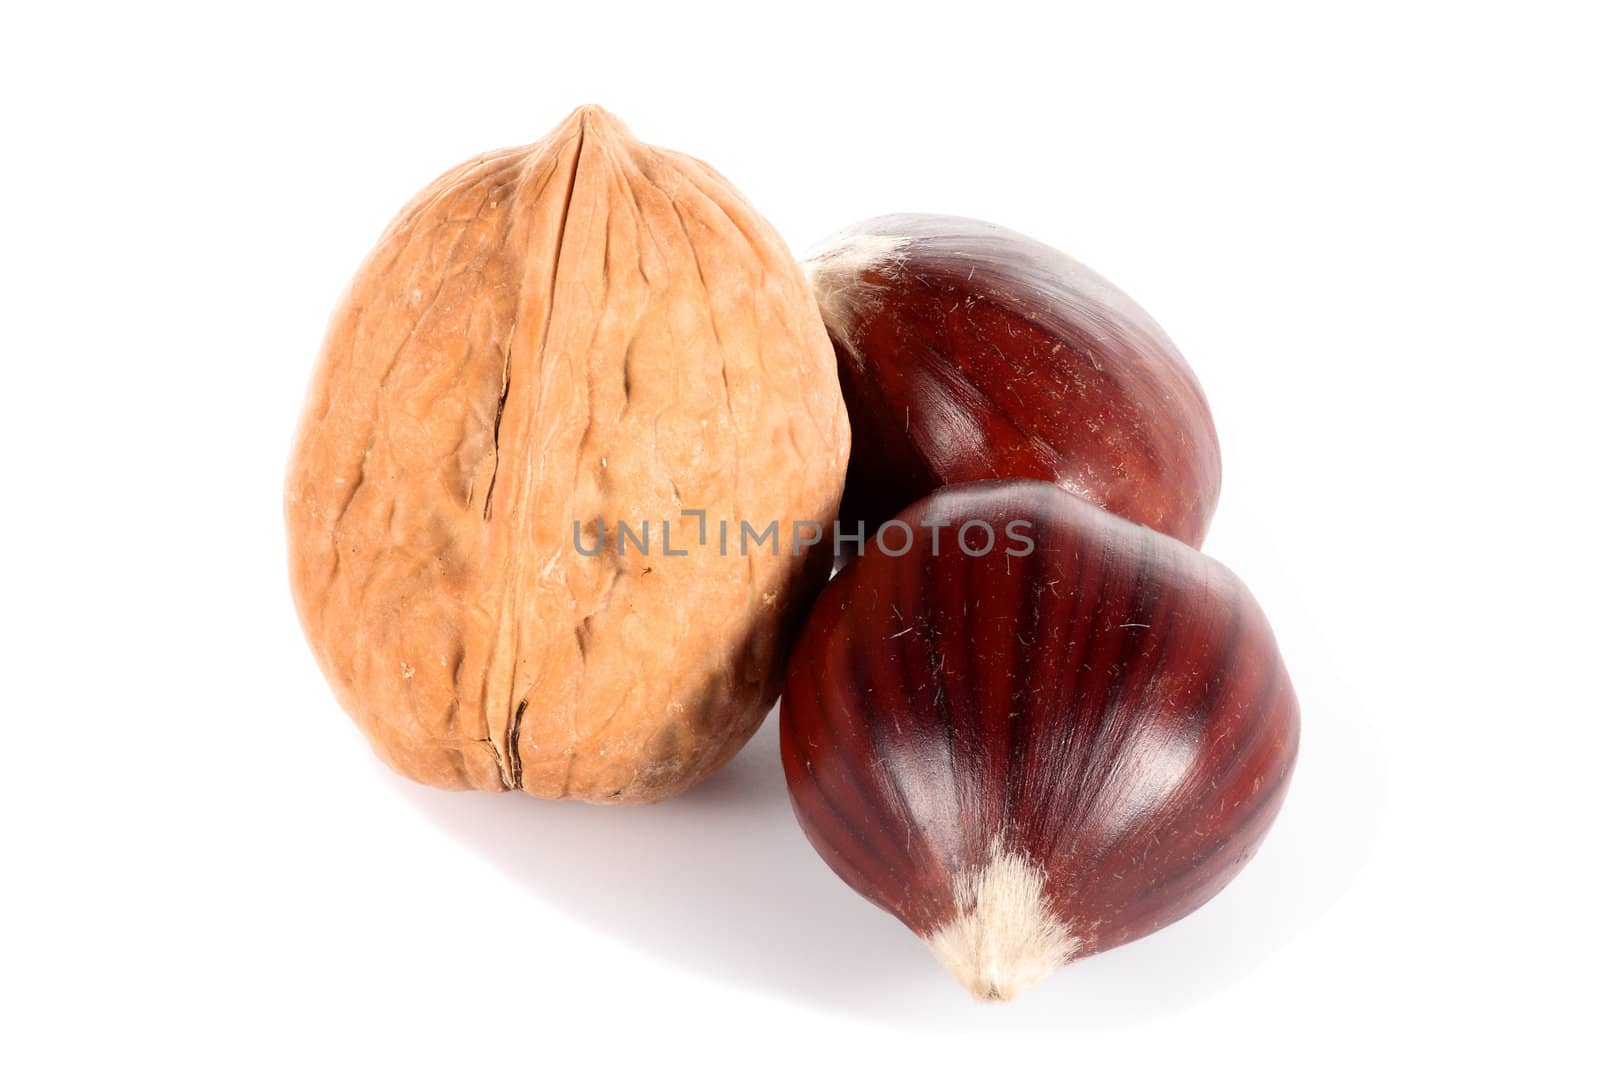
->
[846, 613, 938, 884]
[1031, 518, 1113, 843]
[917, 533, 961, 827]
[1069, 531, 1168, 835]
[1112, 734, 1296, 937]
[794, 616, 923, 893]
[783, 697, 895, 894]
[1042, 524, 1141, 862]
[1003, 532, 1052, 835]
[1094, 666, 1292, 918]
[1078, 594, 1261, 893]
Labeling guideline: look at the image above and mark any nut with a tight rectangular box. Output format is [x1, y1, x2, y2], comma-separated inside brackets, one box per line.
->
[286, 106, 850, 803]
[781, 481, 1298, 1001]
[807, 214, 1221, 547]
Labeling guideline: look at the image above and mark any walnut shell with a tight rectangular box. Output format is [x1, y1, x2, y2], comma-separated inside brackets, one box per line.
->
[286, 106, 849, 803]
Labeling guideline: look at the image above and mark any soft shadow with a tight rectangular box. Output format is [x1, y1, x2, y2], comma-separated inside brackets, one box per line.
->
[384, 685, 1381, 1030]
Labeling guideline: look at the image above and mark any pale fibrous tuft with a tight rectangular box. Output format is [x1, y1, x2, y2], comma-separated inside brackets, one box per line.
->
[925, 839, 1081, 1003]
[803, 232, 913, 369]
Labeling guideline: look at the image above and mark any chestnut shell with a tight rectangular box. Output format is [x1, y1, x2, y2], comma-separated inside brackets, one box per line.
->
[780, 480, 1298, 1000]
[807, 214, 1222, 547]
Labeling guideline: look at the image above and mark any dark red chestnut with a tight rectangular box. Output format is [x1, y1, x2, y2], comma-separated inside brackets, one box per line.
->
[807, 214, 1222, 547]
[780, 480, 1298, 1001]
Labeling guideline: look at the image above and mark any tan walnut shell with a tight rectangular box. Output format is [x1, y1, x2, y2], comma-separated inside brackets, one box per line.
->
[286, 106, 850, 803]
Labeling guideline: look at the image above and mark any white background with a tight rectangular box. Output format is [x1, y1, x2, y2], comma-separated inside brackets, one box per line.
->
[4, 2, 1596, 1063]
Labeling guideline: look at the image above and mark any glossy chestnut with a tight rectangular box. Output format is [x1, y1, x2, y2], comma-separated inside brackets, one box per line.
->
[780, 480, 1298, 1001]
[807, 214, 1222, 547]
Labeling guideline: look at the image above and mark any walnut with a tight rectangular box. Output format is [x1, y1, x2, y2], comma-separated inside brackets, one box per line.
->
[285, 106, 849, 803]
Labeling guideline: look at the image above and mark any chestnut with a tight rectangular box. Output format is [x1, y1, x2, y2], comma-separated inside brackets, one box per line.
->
[780, 480, 1298, 1001]
[807, 214, 1222, 547]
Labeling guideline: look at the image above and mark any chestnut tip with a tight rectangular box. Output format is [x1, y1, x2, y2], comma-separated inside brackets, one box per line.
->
[924, 841, 1081, 1003]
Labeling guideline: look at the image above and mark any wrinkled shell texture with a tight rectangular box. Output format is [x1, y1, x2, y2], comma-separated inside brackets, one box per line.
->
[286, 107, 850, 803]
